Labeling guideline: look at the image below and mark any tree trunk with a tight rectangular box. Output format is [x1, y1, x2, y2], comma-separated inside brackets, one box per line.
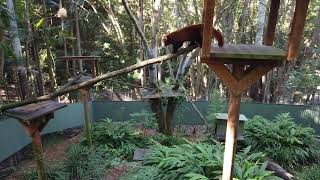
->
[42, 0, 57, 91]
[104, 1, 124, 43]
[75, 2, 83, 71]
[7, 0, 22, 58]
[238, 0, 250, 43]
[0, 19, 4, 79]
[138, 0, 145, 86]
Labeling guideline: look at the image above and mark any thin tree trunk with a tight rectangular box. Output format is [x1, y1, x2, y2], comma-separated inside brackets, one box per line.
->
[105, 1, 124, 43]
[7, 0, 22, 58]
[138, 0, 146, 86]
[42, 0, 57, 91]
[0, 19, 4, 79]
[75, 2, 83, 71]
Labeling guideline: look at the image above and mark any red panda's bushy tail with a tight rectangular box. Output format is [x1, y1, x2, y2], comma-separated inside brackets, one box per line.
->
[212, 29, 224, 47]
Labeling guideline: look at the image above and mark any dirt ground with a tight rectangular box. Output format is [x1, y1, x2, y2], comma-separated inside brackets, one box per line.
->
[4, 134, 80, 180]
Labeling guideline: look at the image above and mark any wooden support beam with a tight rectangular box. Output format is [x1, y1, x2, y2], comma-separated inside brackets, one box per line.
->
[264, 0, 280, 46]
[207, 64, 238, 93]
[237, 65, 274, 94]
[201, 0, 215, 58]
[80, 88, 92, 146]
[287, 0, 310, 60]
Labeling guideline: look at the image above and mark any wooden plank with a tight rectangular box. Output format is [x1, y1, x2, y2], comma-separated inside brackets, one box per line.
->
[207, 64, 238, 93]
[201, 0, 215, 58]
[5, 100, 66, 121]
[209, 44, 286, 61]
[264, 0, 280, 46]
[287, 0, 310, 60]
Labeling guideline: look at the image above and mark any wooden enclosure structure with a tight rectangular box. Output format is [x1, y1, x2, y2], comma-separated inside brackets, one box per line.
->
[58, 56, 100, 79]
[201, 0, 310, 179]
[4, 101, 66, 180]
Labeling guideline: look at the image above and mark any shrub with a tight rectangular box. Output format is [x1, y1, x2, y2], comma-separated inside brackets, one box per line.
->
[245, 113, 320, 170]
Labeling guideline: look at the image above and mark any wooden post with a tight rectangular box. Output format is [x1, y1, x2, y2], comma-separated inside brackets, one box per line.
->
[80, 88, 92, 146]
[222, 92, 241, 180]
[31, 129, 46, 180]
[222, 65, 243, 180]
[201, 0, 215, 58]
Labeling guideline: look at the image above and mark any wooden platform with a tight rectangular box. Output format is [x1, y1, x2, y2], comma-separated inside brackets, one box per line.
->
[5, 100, 66, 122]
[202, 44, 286, 65]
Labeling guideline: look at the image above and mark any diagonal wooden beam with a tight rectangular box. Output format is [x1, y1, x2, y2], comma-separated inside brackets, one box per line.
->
[207, 64, 238, 92]
[237, 65, 274, 94]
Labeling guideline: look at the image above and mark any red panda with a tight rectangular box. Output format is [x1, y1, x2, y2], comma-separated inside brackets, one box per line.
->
[162, 24, 224, 53]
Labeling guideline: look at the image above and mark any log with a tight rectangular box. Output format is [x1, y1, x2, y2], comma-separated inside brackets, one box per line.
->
[0, 45, 198, 112]
[266, 159, 294, 180]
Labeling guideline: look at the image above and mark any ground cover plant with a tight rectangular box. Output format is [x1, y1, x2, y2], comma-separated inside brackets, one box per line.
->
[296, 164, 320, 180]
[245, 113, 320, 170]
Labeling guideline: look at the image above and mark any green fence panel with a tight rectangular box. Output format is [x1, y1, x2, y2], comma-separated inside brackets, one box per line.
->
[0, 101, 319, 163]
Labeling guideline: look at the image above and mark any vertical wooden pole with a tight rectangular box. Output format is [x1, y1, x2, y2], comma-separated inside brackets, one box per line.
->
[32, 130, 46, 180]
[222, 65, 243, 180]
[201, 0, 215, 58]
[80, 88, 92, 146]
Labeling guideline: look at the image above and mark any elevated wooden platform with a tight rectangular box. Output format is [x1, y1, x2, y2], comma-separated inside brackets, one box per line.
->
[202, 44, 286, 65]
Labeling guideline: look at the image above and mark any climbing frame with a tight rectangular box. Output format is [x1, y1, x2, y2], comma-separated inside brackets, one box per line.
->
[201, 0, 310, 179]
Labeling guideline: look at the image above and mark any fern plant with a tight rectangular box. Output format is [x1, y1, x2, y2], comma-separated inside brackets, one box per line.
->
[89, 119, 150, 159]
[124, 141, 278, 180]
[245, 113, 320, 170]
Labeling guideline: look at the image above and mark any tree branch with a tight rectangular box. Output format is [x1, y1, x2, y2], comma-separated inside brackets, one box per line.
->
[121, 0, 151, 58]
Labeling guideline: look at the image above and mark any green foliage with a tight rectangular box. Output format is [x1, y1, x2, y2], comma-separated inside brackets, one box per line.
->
[287, 59, 320, 102]
[296, 164, 320, 180]
[22, 163, 67, 180]
[90, 119, 150, 159]
[245, 113, 320, 169]
[129, 110, 157, 129]
[125, 141, 277, 180]
[151, 134, 189, 146]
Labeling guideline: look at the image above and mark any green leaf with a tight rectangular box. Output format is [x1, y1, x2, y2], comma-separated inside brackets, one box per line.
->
[35, 18, 45, 30]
